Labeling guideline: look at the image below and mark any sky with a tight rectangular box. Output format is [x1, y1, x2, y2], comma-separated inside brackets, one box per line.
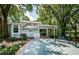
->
[25, 5, 38, 21]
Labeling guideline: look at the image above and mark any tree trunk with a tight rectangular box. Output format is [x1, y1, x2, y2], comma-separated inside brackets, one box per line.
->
[2, 16, 8, 40]
[61, 27, 65, 36]
[0, 4, 11, 42]
[74, 20, 77, 46]
[69, 27, 71, 40]
[74, 23, 77, 38]
[0, 19, 2, 35]
[60, 20, 66, 37]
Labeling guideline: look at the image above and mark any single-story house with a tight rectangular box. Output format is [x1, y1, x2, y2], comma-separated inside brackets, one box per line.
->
[8, 21, 57, 38]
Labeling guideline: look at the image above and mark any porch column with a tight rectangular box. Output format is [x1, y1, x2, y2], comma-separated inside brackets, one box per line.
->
[46, 28, 48, 37]
[54, 28, 56, 39]
[54, 26, 57, 42]
[11, 25, 14, 37]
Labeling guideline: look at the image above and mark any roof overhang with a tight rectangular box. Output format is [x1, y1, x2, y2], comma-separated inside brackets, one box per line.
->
[24, 25, 57, 29]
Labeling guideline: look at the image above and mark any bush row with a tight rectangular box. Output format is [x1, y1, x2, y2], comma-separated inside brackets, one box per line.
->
[0, 34, 27, 42]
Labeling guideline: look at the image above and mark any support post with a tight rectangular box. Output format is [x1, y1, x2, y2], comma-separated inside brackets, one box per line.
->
[46, 28, 48, 37]
[54, 27, 56, 42]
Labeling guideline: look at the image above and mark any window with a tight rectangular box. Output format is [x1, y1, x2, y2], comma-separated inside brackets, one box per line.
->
[13, 25, 18, 33]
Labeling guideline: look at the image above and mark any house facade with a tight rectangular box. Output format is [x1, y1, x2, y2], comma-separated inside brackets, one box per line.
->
[8, 21, 56, 38]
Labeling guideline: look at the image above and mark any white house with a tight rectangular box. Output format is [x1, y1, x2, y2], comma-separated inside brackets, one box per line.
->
[8, 21, 56, 38]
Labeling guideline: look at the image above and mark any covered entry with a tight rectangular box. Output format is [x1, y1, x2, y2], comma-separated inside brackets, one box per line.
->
[38, 25, 57, 38]
[40, 29, 52, 38]
[24, 25, 57, 38]
[40, 29, 46, 37]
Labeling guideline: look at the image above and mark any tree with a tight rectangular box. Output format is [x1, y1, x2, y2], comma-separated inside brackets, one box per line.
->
[36, 4, 79, 37]
[8, 4, 32, 22]
[71, 14, 79, 46]
[36, 5, 55, 25]
[22, 16, 30, 21]
[0, 4, 11, 40]
[0, 4, 33, 40]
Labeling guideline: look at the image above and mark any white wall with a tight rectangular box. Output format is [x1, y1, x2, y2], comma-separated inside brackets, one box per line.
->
[10, 23, 40, 38]
[26, 29, 40, 38]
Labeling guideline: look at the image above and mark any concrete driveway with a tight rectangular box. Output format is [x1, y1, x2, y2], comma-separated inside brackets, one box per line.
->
[16, 38, 79, 55]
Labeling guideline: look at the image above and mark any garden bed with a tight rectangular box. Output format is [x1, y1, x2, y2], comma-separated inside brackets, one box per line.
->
[0, 43, 23, 55]
[0, 40, 30, 55]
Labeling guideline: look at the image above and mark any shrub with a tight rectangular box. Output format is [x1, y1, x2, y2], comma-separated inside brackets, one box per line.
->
[49, 32, 54, 38]
[20, 34, 27, 40]
[49, 34, 54, 38]
[0, 43, 22, 55]
[49, 33, 58, 39]
[8, 37, 16, 42]
[0, 34, 3, 42]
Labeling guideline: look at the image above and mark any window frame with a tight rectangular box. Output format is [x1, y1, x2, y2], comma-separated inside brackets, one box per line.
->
[13, 25, 19, 33]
